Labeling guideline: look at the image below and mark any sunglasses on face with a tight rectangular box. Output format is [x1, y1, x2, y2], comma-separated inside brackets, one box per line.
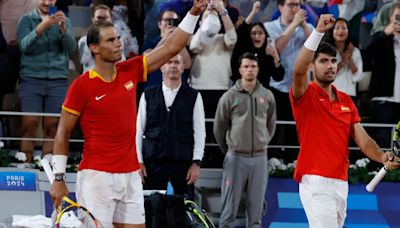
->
[162, 18, 180, 26]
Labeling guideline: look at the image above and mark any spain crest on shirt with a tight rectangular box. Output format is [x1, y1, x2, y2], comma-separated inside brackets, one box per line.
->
[124, 81, 134, 90]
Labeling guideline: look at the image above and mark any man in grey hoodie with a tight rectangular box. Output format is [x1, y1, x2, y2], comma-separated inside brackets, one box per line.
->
[214, 52, 276, 228]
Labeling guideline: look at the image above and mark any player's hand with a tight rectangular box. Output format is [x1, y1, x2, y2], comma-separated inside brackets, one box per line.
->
[383, 152, 400, 171]
[186, 163, 200, 185]
[191, 0, 208, 16]
[50, 181, 69, 209]
[139, 163, 147, 184]
[316, 14, 335, 33]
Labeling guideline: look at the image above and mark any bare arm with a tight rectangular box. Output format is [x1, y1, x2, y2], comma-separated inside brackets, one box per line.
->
[53, 110, 79, 156]
[50, 109, 79, 207]
[245, 1, 260, 25]
[351, 123, 386, 164]
[292, 14, 335, 100]
[352, 123, 400, 170]
[146, 0, 206, 73]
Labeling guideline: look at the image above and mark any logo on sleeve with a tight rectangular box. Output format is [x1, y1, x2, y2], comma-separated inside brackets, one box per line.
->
[124, 81, 134, 90]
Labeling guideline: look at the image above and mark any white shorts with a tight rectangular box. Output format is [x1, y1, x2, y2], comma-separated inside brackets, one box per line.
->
[299, 174, 348, 228]
[76, 169, 145, 227]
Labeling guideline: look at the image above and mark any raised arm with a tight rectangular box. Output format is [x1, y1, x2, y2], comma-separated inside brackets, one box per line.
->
[292, 14, 335, 100]
[245, 1, 260, 24]
[146, 0, 207, 73]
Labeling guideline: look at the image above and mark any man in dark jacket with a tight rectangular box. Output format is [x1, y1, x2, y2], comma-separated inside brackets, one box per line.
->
[136, 53, 205, 197]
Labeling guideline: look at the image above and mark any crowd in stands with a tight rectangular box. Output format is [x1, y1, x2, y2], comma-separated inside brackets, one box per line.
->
[1, 0, 400, 161]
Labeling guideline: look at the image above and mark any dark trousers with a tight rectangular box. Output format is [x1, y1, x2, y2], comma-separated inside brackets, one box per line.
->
[143, 160, 194, 199]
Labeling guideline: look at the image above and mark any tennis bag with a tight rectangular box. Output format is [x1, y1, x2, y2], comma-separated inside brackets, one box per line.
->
[144, 194, 215, 228]
[184, 200, 215, 228]
[144, 193, 187, 228]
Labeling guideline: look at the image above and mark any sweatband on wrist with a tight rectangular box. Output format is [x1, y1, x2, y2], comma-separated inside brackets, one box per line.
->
[304, 30, 325, 51]
[178, 12, 200, 34]
[52, 155, 68, 174]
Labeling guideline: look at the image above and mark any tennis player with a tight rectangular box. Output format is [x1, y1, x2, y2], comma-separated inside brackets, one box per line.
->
[291, 14, 400, 228]
[49, 0, 207, 227]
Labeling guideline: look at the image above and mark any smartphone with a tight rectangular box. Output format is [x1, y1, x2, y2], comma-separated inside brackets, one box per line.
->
[48, 5, 58, 16]
[396, 14, 400, 21]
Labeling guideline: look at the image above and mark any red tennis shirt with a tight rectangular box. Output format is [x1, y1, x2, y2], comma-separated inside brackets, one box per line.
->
[62, 56, 147, 173]
[290, 82, 361, 182]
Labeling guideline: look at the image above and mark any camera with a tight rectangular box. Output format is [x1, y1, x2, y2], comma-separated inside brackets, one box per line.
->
[48, 6, 58, 16]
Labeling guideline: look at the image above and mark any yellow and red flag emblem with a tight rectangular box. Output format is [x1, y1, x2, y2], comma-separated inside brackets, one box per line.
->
[124, 81, 134, 90]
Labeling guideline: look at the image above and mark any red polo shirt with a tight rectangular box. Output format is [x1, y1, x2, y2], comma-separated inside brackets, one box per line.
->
[62, 56, 147, 173]
[290, 82, 361, 182]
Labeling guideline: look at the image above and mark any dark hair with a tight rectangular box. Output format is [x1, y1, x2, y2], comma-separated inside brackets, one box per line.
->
[277, 0, 286, 6]
[313, 41, 337, 62]
[238, 52, 259, 66]
[249, 22, 269, 47]
[323, 18, 351, 52]
[389, 2, 400, 17]
[92, 4, 112, 19]
[158, 8, 179, 22]
[87, 20, 115, 47]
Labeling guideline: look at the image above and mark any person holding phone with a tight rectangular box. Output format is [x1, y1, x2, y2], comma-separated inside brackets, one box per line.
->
[17, 0, 76, 163]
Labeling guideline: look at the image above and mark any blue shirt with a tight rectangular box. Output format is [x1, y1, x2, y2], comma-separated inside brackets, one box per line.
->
[264, 18, 314, 93]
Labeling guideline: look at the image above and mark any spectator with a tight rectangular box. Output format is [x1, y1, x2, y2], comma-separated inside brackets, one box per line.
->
[263, 0, 313, 121]
[189, 0, 237, 118]
[336, 0, 365, 46]
[291, 14, 400, 227]
[17, 0, 76, 163]
[0, 0, 36, 109]
[365, 2, 400, 146]
[78, 4, 126, 73]
[371, 0, 400, 35]
[214, 52, 276, 228]
[112, 4, 139, 57]
[325, 18, 363, 100]
[136, 54, 205, 198]
[142, 9, 191, 88]
[231, 1, 284, 89]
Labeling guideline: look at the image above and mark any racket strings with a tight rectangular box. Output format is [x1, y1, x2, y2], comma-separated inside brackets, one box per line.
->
[57, 207, 97, 228]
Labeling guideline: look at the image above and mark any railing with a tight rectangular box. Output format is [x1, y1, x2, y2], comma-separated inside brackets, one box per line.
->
[0, 111, 397, 151]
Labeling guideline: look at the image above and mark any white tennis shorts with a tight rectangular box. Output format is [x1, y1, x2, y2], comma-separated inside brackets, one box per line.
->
[76, 169, 145, 227]
[299, 174, 348, 228]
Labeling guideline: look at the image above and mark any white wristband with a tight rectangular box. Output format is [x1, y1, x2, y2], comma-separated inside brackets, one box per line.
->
[178, 12, 200, 34]
[304, 30, 325, 51]
[52, 155, 68, 174]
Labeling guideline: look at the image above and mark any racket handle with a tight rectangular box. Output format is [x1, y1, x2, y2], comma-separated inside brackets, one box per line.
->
[40, 158, 55, 185]
[366, 166, 388, 192]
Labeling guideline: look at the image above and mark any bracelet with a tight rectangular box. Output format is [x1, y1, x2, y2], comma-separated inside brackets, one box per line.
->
[178, 12, 200, 34]
[219, 9, 228, 16]
[304, 29, 325, 51]
[52, 155, 68, 174]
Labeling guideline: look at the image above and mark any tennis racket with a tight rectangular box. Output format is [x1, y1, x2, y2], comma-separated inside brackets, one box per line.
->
[40, 158, 99, 228]
[366, 121, 400, 192]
